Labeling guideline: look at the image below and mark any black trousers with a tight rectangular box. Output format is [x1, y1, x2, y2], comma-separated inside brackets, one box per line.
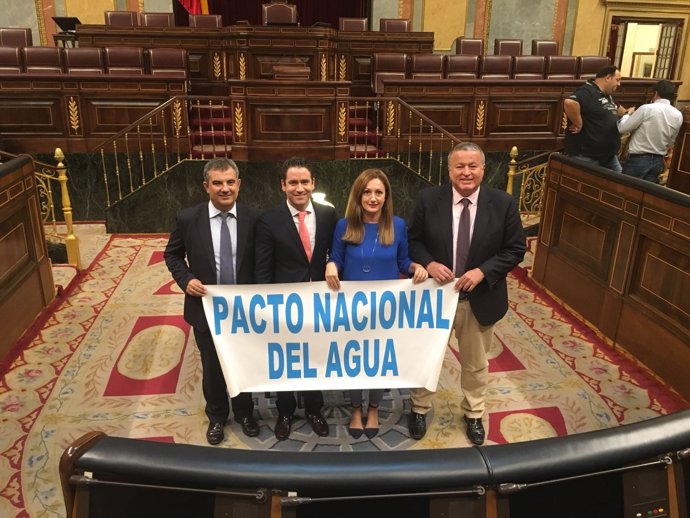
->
[276, 390, 324, 417]
[193, 327, 253, 423]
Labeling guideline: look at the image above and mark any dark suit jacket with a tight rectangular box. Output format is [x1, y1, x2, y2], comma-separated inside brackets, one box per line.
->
[409, 184, 526, 326]
[164, 201, 259, 331]
[255, 202, 338, 283]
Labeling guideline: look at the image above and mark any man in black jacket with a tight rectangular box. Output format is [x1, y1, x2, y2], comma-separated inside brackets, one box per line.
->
[408, 142, 526, 445]
[164, 157, 260, 445]
[255, 157, 337, 441]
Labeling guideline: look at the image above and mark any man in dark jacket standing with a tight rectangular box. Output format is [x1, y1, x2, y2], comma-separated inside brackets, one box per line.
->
[164, 157, 260, 445]
[408, 142, 526, 445]
[255, 157, 337, 441]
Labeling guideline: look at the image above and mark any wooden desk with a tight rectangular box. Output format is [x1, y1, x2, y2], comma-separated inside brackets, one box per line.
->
[0, 155, 54, 361]
[381, 78, 663, 151]
[53, 32, 78, 48]
[0, 74, 187, 153]
[533, 154, 690, 399]
[228, 79, 350, 161]
[75, 24, 435, 95]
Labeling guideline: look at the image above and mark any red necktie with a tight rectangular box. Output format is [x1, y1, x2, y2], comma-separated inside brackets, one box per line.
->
[298, 210, 312, 261]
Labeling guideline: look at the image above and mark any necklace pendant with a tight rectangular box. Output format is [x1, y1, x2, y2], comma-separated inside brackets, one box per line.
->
[362, 264, 371, 273]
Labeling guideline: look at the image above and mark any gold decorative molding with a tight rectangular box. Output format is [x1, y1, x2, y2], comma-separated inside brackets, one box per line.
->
[173, 100, 183, 137]
[320, 54, 327, 81]
[561, 111, 568, 132]
[386, 101, 396, 136]
[35, 0, 48, 46]
[233, 103, 244, 140]
[475, 100, 486, 134]
[68, 97, 80, 134]
[239, 53, 247, 80]
[213, 52, 222, 80]
[338, 103, 347, 140]
[484, 0, 492, 46]
[338, 55, 347, 80]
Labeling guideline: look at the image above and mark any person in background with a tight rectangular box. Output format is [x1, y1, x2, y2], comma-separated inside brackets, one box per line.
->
[407, 142, 526, 445]
[164, 157, 260, 445]
[254, 157, 337, 441]
[564, 65, 630, 172]
[325, 168, 428, 439]
[617, 79, 683, 184]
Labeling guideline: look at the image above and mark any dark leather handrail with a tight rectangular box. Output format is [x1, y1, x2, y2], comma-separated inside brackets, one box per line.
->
[70, 410, 690, 496]
[0, 154, 32, 179]
[552, 153, 690, 206]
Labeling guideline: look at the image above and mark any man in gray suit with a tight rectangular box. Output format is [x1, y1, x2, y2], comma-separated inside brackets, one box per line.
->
[408, 142, 526, 444]
[164, 157, 260, 445]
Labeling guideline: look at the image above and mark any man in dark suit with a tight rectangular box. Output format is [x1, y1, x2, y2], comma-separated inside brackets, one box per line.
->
[164, 157, 260, 445]
[408, 142, 526, 444]
[255, 157, 337, 440]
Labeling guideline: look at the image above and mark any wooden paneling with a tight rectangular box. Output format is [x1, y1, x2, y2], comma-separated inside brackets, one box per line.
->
[0, 156, 54, 361]
[667, 107, 690, 195]
[533, 154, 690, 399]
[75, 24, 434, 96]
[382, 79, 662, 151]
[228, 80, 350, 161]
[0, 76, 187, 153]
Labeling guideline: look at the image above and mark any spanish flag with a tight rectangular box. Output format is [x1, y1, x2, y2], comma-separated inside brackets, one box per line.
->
[178, 0, 209, 15]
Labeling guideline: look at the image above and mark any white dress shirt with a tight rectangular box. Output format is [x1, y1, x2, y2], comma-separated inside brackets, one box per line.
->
[617, 98, 683, 156]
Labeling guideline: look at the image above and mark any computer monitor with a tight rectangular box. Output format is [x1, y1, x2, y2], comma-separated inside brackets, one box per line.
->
[52, 17, 82, 33]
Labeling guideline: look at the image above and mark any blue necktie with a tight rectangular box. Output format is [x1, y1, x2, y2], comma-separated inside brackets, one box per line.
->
[219, 212, 235, 285]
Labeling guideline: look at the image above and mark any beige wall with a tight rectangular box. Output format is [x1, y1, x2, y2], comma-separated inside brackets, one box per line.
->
[64, 0, 116, 25]
[423, 0, 466, 51]
[569, 0, 608, 56]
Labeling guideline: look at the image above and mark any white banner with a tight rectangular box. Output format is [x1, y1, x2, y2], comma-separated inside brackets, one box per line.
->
[202, 279, 457, 397]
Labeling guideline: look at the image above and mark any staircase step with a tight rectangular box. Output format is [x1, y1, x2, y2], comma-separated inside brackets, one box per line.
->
[191, 130, 234, 140]
[349, 105, 374, 116]
[190, 117, 233, 129]
[191, 144, 232, 159]
[348, 131, 381, 145]
[349, 144, 381, 158]
[349, 116, 376, 128]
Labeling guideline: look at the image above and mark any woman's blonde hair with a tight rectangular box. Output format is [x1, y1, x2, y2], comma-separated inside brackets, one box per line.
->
[342, 168, 394, 245]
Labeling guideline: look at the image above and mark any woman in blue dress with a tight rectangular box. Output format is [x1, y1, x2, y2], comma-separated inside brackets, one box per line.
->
[325, 168, 428, 439]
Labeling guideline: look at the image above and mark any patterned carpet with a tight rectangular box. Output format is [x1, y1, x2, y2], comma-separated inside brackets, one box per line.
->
[0, 234, 687, 518]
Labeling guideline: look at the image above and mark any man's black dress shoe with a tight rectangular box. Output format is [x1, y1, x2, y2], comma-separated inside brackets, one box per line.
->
[275, 415, 292, 441]
[306, 412, 329, 436]
[464, 415, 485, 445]
[408, 412, 427, 440]
[206, 421, 225, 445]
[234, 415, 260, 437]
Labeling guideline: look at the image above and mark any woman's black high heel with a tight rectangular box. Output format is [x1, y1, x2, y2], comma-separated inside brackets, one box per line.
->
[348, 405, 364, 439]
[364, 403, 379, 439]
